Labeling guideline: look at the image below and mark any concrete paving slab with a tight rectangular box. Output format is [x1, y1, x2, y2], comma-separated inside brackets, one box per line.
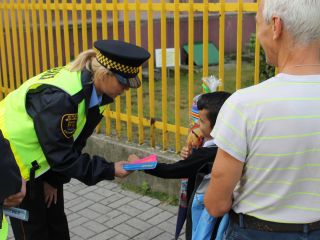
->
[7, 179, 185, 240]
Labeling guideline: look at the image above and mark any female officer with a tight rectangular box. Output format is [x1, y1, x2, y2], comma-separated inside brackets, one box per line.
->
[0, 39, 150, 240]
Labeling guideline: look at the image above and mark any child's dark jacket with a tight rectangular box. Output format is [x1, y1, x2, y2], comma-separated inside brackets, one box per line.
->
[145, 145, 217, 239]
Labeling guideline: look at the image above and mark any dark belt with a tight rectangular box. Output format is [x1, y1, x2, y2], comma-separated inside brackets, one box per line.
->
[230, 210, 320, 233]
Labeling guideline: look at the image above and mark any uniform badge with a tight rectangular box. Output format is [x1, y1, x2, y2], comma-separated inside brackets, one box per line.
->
[60, 114, 78, 138]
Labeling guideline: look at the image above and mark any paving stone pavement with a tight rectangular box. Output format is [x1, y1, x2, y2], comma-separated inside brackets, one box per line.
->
[7, 179, 185, 240]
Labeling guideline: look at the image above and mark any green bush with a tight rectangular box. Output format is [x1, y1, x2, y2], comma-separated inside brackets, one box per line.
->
[247, 33, 275, 81]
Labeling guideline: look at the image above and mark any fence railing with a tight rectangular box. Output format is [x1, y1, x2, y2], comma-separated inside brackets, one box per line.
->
[0, 0, 261, 152]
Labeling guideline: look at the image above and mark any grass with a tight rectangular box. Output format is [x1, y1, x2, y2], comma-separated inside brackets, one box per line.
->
[121, 181, 179, 206]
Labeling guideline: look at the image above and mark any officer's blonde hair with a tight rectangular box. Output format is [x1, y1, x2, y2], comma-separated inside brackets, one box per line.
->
[68, 49, 112, 83]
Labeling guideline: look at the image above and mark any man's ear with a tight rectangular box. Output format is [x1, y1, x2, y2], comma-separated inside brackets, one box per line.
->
[272, 16, 282, 40]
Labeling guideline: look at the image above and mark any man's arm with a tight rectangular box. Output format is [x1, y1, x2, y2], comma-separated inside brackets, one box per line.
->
[204, 148, 244, 217]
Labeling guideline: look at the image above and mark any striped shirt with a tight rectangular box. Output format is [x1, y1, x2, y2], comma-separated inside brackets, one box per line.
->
[212, 73, 320, 223]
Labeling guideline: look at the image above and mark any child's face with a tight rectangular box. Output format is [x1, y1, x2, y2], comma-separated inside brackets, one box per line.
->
[199, 109, 213, 140]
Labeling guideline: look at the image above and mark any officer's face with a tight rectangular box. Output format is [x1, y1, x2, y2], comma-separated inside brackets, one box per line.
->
[95, 74, 129, 99]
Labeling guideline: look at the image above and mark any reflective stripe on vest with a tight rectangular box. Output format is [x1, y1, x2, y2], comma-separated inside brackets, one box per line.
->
[0, 66, 86, 180]
[0, 216, 8, 240]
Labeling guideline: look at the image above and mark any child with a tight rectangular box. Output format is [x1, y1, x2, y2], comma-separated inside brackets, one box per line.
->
[175, 75, 221, 239]
[131, 91, 231, 240]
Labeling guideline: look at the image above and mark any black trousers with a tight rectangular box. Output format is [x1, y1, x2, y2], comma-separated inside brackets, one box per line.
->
[10, 179, 70, 240]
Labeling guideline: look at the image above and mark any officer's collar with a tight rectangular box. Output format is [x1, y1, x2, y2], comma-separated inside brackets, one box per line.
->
[81, 69, 114, 108]
[101, 94, 114, 105]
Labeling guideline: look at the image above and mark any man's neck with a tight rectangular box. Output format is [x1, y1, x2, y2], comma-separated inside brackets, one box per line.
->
[277, 41, 320, 75]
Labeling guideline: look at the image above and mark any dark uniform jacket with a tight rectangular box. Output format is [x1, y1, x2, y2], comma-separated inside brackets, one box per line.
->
[25, 69, 115, 186]
[0, 131, 22, 203]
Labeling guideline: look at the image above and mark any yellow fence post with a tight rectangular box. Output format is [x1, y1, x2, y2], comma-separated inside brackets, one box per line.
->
[123, 0, 133, 142]
[161, 0, 168, 151]
[101, 1, 111, 136]
[4, 1, 14, 92]
[39, 0, 48, 72]
[0, 6, 9, 96]
[17, 0, 27, 83]
[236, 0, 243, 90]
[174, 0, 181, 152]
[62, 0, 70, 64]
[254, 0, 261, 85]
[219, 0, 225, 90]
[9, 0, 21, 88]
[54, 0, 63, 66]
[101, 2, 108, 40]
[203, 0, 209, 78]
[91, 0, 97, 43]
[31, 0, 40, 74]
[135, 0, 144, 145]
[188, 0, 194, 120]
[24, 0, 33, 78]
[112, 0, 121, 138]
[47, 0, 55, 68]
[81, 0, 88, 52]
[72, 0, 79, 58]
[148, 0, 155, 148]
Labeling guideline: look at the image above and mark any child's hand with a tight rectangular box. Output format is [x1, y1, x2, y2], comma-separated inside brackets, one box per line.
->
[180, 146, 191, 159]
[186, 126, 204, 150]
[128, 154, 139, 162]
[115, 161, 133, 178]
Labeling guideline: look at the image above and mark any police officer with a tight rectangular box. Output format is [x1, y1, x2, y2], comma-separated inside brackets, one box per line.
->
[0, 39, 150, 240]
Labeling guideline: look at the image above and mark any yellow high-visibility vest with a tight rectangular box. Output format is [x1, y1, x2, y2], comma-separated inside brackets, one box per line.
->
[0, 66, 87, 180]
[0, 216, 8, 240]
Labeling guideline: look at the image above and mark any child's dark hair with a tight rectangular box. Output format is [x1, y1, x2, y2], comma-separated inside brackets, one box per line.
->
[197, 91, 231, 128]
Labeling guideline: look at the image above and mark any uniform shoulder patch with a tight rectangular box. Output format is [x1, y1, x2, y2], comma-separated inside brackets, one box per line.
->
[60, 113, 78, 138]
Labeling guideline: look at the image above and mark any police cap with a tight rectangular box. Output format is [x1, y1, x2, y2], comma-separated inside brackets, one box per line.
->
[94, 40, 150, 88]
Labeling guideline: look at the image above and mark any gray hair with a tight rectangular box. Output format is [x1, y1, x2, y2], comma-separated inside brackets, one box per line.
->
[263, 0, 320, 44]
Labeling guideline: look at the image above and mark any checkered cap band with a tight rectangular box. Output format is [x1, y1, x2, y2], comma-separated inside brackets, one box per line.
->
[95, 48, 139, 75]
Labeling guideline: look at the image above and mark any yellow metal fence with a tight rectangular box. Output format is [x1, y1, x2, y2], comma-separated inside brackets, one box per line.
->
[0, 0, 261, 152]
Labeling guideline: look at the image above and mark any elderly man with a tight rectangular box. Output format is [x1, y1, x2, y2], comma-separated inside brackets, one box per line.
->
[204, 0, 320, 239]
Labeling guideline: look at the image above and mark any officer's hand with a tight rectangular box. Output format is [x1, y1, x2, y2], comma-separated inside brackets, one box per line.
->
[128, 154, 139, 162]
[4, 179, 26, 207]
[114, 161, 132, 178]
[43, 181, 57, 208]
